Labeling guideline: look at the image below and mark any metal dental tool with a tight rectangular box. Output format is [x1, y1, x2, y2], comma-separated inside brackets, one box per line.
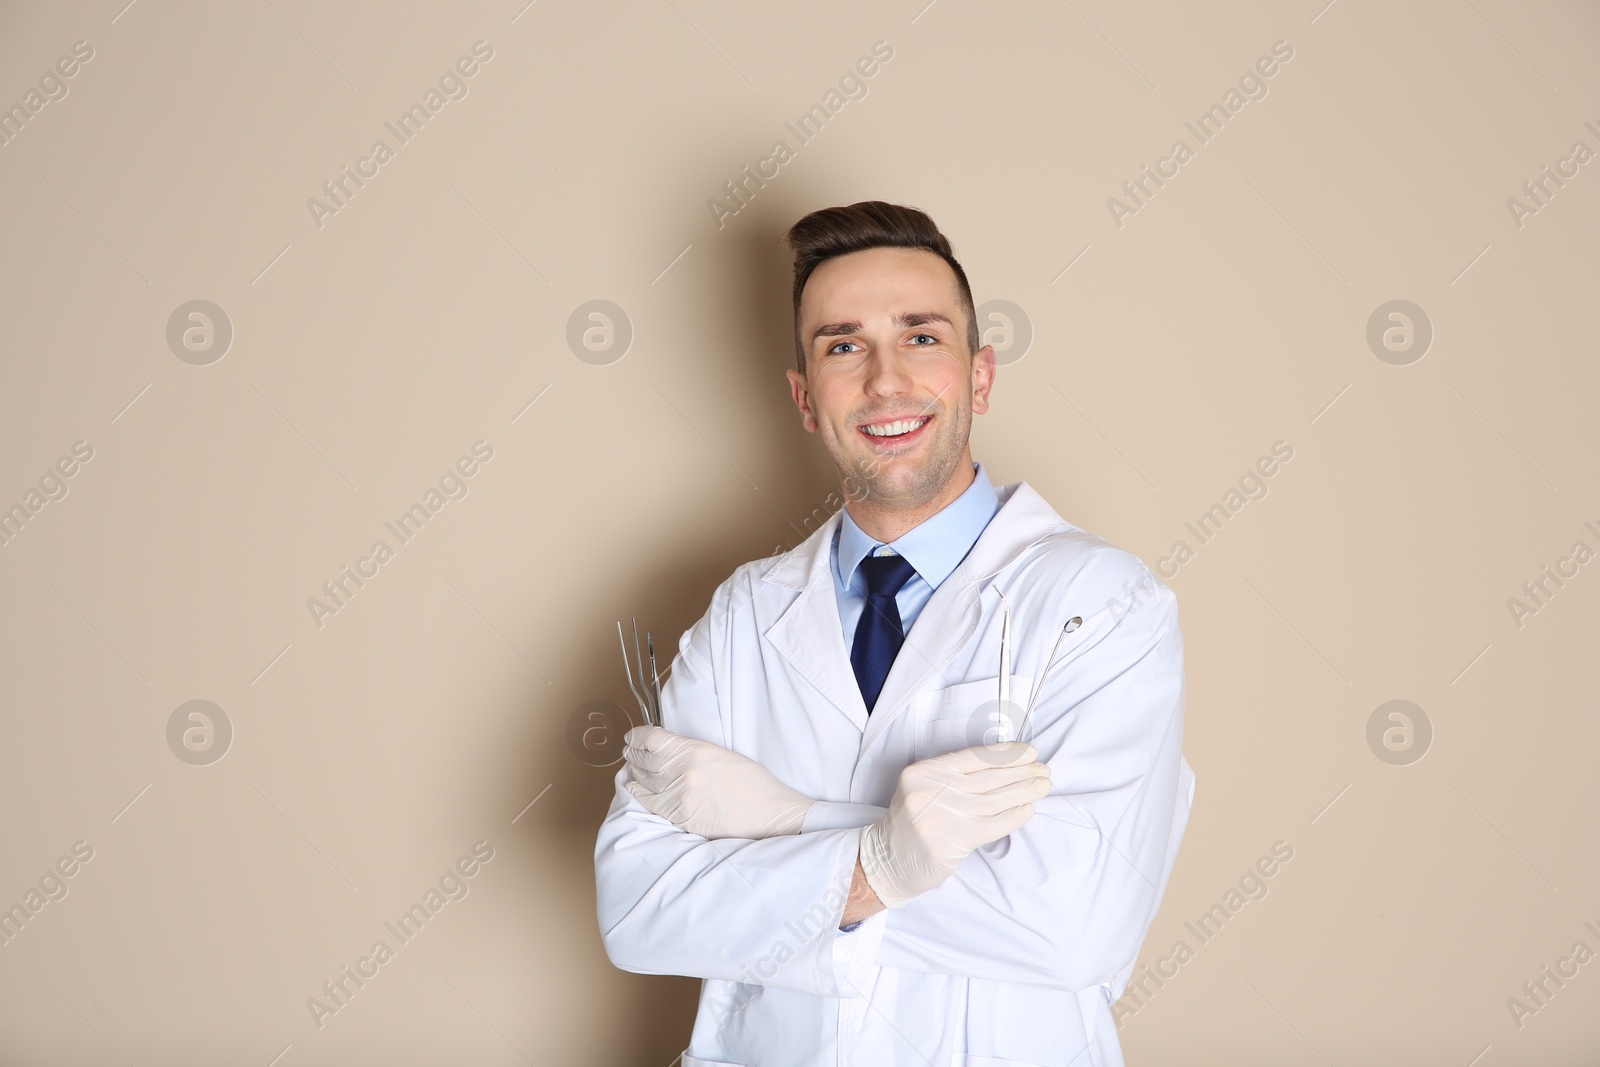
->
[997, 589, 1013, 715]
[648, 633, 662, 720]
[617, 618, 663, 728]
[1018, 615, 1083, 744]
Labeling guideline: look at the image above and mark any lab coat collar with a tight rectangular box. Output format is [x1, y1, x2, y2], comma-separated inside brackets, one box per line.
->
[761, 477, 1065, 743]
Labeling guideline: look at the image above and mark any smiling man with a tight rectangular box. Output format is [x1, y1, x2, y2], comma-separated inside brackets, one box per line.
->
[595, 202, 1195, 1067]
[788, 240, 982, 543]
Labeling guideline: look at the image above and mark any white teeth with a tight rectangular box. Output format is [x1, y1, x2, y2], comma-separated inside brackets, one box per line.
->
[862, 417, 929, 437]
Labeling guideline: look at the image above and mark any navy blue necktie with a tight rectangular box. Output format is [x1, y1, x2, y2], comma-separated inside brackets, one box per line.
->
[850, 552, 918, 714]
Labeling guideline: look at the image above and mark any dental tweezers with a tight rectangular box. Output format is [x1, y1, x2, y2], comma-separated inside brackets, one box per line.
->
[997, 590, 1013, 714]
[617, 618, 662, 728]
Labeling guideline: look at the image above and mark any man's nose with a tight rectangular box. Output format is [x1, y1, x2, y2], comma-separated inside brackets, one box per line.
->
[861, 344, 913, 395]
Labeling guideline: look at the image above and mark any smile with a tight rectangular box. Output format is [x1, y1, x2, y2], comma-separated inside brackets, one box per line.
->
[858, 415, 932, 444]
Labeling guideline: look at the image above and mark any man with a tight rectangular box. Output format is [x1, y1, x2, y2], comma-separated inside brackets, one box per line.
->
[594, 201, 1194, 1067]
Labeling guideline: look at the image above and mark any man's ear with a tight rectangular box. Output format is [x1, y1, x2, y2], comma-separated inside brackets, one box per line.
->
[970, 344, 997, 415]
[787, 368, 819, 432]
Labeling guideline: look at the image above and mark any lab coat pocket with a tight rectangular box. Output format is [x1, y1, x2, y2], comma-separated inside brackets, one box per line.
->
[959, 979, 1094, 1067]
[912, 675, 1033, 761]
[681, 1055, 749, 1067]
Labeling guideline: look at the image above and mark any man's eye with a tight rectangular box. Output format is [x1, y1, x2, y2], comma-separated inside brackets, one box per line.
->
[910, 333, 937, 345]
[829, 341, 859, 354]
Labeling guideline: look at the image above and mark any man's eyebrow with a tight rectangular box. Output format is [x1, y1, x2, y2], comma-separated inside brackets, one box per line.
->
[809, 311, 955, 347]
[811, 320, 863, 344]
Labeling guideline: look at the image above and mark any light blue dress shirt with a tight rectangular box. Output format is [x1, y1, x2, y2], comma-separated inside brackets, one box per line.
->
[831, 460, 1002, 669]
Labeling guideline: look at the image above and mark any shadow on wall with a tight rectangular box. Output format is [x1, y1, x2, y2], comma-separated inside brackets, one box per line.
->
[612, 191, 855, 655]
[607, 187, 864, 657]
[507, 189, 864, 1065]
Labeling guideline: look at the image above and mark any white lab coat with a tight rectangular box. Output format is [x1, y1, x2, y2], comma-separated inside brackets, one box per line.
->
[594, 479, 1195, 1067]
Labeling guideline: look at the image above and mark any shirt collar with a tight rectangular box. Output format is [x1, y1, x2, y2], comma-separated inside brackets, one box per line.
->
[834, 461, 1000, 594]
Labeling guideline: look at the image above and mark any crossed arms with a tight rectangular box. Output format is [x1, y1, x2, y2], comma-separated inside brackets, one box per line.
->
[593, 566, 1190, 996]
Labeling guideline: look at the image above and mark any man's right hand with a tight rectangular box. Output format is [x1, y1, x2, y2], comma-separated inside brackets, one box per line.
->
[858, 742, 1050, 910]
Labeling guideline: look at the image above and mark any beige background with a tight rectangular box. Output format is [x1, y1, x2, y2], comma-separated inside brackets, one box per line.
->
[1, 0, 1596, 1063]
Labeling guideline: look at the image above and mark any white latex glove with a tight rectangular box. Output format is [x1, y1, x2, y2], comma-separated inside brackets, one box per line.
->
[623, 725, 814, 839]
[860, 742, 1050, 908]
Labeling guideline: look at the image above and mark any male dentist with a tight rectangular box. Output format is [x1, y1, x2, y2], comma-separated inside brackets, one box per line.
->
[594, 201, 1194, 1067]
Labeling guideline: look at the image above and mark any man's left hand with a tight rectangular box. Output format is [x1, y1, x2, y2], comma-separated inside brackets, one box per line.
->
[623, 726, 814, 839]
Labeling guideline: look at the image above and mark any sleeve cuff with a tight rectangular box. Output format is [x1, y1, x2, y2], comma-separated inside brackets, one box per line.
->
[803, 801, 888, 833]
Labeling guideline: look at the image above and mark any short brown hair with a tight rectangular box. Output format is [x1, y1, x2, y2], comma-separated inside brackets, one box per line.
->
[784, 201, 979, 375]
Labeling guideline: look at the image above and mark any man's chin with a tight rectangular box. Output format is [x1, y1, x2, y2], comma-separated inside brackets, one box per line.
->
[846, 455, 943, 507]
[847, 446, 918, 484]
